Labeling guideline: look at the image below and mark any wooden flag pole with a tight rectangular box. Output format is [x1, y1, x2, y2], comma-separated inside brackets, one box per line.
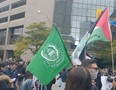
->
[111, 41, 115, 90]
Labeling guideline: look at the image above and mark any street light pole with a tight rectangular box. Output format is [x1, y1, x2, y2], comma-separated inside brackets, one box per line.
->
[37, 10, 52, 27]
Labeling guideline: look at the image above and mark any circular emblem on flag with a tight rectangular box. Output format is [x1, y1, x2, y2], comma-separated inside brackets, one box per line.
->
[41, 44, 64, 67]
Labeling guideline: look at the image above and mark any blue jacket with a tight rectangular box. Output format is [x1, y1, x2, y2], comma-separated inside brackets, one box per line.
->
[5, 67, 18, 79]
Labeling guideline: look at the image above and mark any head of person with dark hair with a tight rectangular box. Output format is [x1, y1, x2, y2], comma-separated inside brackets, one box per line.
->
[65, 66, 92, 90]
[0, 62, 7, 74]
[25, 70, 33, 79]
[9, 61, 17, 72]
[81, 59, 97, 68]
[108, 68, 113, 76]
[17, 59, 23, 62]
[81, 59, 100, 90]
[81, 59, 99, 80]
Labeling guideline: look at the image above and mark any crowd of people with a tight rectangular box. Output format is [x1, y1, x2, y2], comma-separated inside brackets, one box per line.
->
[0, 59, 28, 90]
[57, 59, 116, 90]
[0, 58, 116, 90]
[0, 59, 56, 90]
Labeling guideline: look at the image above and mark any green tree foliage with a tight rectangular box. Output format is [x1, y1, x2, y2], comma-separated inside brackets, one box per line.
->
[14, 22, 51, 58]
[87, 40, 116, 68]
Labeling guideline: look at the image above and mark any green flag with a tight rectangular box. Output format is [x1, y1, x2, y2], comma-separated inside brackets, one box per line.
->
[26, 26, 71, 85]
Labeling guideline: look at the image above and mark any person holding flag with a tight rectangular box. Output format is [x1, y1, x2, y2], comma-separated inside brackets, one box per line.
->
[26, 25, 71, 87]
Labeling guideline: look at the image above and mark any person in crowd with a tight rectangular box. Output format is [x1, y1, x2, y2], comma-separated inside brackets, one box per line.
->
[100, 68, 112, 90]
[0, 75, 13, 90]
[5, 61, 18, 79]
[82, 59, 99, 90]
[46, 78, 56, 90]
[20, 70, 33, 90]
[0, 61, 13, 90]
[32, 75, 47, 90]
[5, 61, 18, 90]
[0, 61, 7, 74]
[95, 69, 102, 90]
[108, 68, 113, 76]
[17, 59, 26, 86]
[112, 80, 116, 89]
[57, 69, 68, 90]
[65, 66, 92, 90]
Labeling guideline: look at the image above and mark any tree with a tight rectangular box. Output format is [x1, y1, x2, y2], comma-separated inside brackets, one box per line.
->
[14, 22, 51, 59]
[86, 40, 116, 68]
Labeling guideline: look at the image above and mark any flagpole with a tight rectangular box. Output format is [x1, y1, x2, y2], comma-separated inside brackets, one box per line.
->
[111, 40, 115, 90]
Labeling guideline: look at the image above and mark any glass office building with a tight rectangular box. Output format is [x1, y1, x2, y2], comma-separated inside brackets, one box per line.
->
[55, 0, 116, 45]
[54, 0, 116, 51]
[70, 0, 115, 45]
[54, 0, 75, 52]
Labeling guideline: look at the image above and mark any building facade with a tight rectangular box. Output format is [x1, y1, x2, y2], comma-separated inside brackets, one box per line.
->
[71, 0, 116, 45]
[0, 0, 55, 60]
[0, 0, 116, 60]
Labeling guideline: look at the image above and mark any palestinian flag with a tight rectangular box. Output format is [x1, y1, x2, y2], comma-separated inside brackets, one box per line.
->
[71, 7, 112, 65]
[87, 7, 112, 44]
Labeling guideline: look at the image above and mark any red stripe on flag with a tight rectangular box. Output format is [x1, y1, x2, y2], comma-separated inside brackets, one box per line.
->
[96, 7, 112, 41]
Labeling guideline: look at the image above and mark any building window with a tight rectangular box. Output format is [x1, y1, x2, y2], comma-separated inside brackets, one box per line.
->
[0, 5, 9, 13]
[0, 50, 4, 61]
[0, 29, 6, 45]
[0, 17, 8, 23]
[9, 26, 23, 44]
[10, 12, 25, 21]
[0, 0, 6, 3]
[11, 0, 26, 9]
[6, 50, 14, 59]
